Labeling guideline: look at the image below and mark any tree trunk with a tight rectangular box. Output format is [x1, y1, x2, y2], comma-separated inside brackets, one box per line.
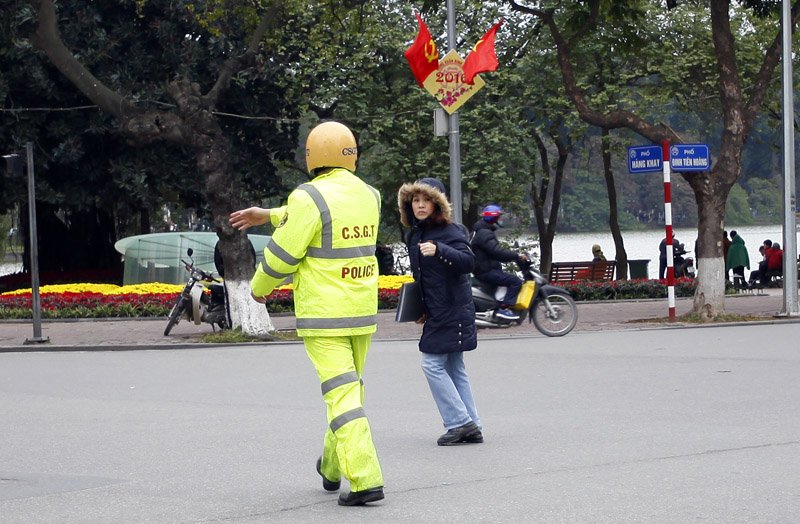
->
[601, 129, 627, 279]
[167, 78, 273, 335]
[27, 0, 281, 335]
[686, 169, 731, 319]
[529, 127, 568, 278]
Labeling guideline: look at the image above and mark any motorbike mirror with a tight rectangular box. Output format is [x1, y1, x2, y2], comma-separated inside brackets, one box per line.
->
[187, 248, 193, 257]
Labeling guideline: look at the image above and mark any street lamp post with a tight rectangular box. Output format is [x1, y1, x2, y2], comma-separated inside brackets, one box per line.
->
[781, 0, 798, 316]
[3, 142, 49, 343]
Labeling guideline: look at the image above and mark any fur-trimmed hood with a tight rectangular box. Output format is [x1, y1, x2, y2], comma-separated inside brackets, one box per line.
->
[397, 177, 453, 228]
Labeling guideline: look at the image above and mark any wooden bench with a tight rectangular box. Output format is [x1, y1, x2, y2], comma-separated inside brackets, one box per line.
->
[548, 261, 616, 283]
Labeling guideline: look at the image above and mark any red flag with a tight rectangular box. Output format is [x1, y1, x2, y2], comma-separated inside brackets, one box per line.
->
[462, 19, 503, 85]
[404, 12, 439, 87]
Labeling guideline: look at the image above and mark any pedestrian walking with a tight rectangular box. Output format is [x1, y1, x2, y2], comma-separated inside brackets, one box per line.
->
[398, 177, 483, 446]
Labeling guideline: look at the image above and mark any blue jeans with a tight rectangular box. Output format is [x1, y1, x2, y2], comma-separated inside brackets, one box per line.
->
[421, 352, 481, 430]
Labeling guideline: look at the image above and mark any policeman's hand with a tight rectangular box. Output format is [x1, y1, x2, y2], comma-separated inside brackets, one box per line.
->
[419, 241, 437, 257]
[230, 207, 270, 231]
[250, 291, 267, 304]
[518, 253, 530, 262]
[415, 313, 428, 324]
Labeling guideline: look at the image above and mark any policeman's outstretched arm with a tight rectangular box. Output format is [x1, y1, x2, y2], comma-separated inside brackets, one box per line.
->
[229, 207, 270, 231]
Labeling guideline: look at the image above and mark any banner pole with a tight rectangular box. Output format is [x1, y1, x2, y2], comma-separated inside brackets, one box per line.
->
[445, 0, 462, 223]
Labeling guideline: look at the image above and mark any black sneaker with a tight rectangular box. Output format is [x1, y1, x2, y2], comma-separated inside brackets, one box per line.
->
[316, 457, 340, 492]
[461, 428, 484, 444]
[437, 421, 480, 446]
[337, 487, 384, 506]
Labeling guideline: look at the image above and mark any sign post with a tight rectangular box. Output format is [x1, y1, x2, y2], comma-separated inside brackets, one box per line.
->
[661, 141, 676, 322]
[628, 141, 712, 322]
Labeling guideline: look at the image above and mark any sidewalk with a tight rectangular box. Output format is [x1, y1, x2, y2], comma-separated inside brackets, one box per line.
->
[1, 288, 797, 351]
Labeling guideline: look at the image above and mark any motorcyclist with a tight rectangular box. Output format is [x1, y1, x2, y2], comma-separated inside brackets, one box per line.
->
[470, 204, 529, 320]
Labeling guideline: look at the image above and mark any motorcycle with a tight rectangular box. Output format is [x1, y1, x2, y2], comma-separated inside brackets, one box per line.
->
[163, 248, 229, 336]
[472, 260, 578, 337]
[673, 245, 695, 278]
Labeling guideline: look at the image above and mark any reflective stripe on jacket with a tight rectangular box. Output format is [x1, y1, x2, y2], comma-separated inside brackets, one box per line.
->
[251, 168, 381, 337]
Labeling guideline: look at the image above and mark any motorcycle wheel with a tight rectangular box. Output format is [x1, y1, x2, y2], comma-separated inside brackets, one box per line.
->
[532, 293, 578, 337]
[164, 296, 187, 336]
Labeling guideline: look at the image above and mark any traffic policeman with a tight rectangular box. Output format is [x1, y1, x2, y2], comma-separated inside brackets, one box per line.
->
[229, 121, 384, 506]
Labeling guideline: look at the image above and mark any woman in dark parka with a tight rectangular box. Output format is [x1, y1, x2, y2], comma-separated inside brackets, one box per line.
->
[398, 177, 483, 446]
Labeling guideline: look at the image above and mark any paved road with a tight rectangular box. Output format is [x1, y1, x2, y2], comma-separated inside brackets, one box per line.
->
[1, 323, 799, 522]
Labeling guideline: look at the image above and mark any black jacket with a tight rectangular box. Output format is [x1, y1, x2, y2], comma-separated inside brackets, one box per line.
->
[406, 221, 477, 354]
[471, 220, 519, 275]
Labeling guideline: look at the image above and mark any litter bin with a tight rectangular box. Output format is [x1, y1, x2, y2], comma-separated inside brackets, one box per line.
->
[628, 259, 650, 279]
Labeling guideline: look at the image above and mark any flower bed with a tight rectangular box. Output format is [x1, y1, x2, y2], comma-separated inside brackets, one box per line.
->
[0, 276, 697, 320]
[559, 277, 698, 301]
[0, 276, 414, 320]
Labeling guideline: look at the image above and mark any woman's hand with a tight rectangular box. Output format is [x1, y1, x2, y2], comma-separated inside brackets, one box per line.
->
[230, 207, 270, 231]
[419, 241, 437, 257]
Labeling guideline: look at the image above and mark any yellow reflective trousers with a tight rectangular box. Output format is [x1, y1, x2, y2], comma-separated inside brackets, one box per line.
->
[304, 334, 383, 492]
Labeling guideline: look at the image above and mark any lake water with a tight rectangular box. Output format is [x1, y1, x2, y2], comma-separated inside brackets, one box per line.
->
[2, 224, 797, 281]
[511, 224, 800, 280]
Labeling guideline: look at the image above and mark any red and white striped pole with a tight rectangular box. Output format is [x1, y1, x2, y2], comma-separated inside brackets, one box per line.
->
[662, 140, 676, 322]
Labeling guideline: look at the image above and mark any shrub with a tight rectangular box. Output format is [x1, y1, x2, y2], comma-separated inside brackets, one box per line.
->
[560, 277, 698, 301]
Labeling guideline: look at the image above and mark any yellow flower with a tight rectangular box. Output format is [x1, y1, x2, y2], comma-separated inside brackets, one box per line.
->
[1, 276, 412, 297]
[377, 275, 414, 289]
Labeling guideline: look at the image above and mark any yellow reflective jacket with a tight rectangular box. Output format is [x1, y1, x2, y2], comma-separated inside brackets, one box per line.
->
[251, 168, 381, 337]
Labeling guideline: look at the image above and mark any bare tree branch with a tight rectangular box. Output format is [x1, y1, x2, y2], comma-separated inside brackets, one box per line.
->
[204, 3, 284, 106]
[29, 0, 136, 119]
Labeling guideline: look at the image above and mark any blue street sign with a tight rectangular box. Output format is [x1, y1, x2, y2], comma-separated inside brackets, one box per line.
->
[669, 143, 710, 171]
[627, 145, 662, 174]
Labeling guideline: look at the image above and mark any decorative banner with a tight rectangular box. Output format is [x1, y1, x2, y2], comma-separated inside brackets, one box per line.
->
[404, 12, 440, 88]
[422, 50, 485, 114]
[463, 19, 503, 84]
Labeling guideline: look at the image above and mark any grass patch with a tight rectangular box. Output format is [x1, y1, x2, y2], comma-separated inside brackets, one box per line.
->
[678, 312, 766, 323]
[198, 327, 301, 344]
[199, 329, 265, 344]
[628, 312, 769, 325]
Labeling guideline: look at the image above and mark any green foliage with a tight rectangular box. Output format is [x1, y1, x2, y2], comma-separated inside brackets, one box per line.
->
[559, 168, 641, 232]
[746, 177, 783, 222]
[2, 0, 794, 272]
[726, 183, 755, 225]
[1, 0, 300, 238]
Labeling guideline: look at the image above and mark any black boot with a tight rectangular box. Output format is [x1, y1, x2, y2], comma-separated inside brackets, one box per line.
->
[337, 487, 384, 506]
[316, 457, 340, 492]
[437, 421, 480, 446]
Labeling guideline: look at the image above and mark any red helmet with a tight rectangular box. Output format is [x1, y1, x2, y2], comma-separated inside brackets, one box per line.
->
[481, 204, 504, 223]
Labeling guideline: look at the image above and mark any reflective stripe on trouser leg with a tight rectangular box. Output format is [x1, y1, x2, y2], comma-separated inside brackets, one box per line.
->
[304, 334, 383, 492]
